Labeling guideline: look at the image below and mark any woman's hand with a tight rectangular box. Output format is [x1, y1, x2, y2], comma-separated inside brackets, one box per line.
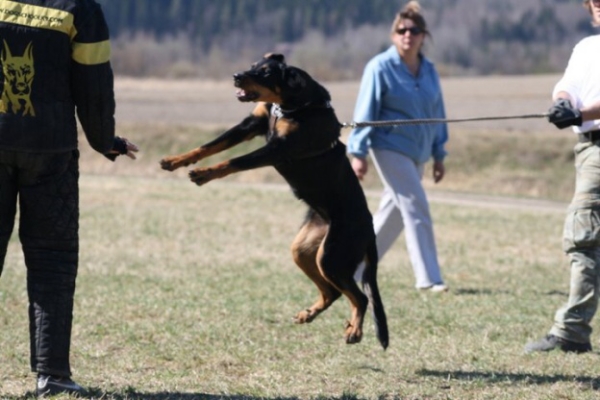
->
[351, 157, 368, 180]
[433, 160, 445, 183]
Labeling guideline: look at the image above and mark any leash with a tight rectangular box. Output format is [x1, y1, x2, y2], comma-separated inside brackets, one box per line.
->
[340, 112, 550, 129]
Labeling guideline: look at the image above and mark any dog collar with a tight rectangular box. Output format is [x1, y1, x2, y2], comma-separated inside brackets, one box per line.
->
[272, 101, 332, 117]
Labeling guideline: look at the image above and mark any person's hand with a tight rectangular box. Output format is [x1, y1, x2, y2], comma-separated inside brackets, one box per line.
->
[351, 157, 368, 180]
[433, 160, 445, 183]
[105, 136, 139, 161]
[547, 99, 582, 129]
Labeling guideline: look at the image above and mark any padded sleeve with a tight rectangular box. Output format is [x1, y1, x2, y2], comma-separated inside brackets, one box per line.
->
[70, 1, 115, 154]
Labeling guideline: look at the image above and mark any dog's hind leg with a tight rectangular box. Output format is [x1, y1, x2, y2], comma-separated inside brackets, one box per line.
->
[317, 227, 369, 345]
[291, 215, 341, 324]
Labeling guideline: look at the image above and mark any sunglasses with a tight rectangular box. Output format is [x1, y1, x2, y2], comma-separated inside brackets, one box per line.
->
[396, 27, 423, 35]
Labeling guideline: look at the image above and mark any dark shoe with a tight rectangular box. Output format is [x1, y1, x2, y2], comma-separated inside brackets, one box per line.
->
[36, 374, 84, 397]
[524, 334, 591, 354]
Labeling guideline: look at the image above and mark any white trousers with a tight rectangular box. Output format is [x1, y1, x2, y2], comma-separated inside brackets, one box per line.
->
[355, 148, 444, 288]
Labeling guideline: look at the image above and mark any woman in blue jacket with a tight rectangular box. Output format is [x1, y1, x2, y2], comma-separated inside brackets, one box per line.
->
[348, 1, 449, 292]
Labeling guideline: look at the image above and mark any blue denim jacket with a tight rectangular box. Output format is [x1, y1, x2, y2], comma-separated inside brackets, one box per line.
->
[347, 46, 448, 164]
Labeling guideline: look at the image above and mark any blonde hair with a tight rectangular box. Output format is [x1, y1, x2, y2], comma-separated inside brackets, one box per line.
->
[404, 0, 421, 13]
[390, 1, 430, 38]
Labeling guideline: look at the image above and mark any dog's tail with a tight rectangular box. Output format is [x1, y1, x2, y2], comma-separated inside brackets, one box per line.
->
[362, 237, 389, 350]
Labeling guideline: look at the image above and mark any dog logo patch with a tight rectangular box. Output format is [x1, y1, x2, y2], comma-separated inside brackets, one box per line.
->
[0, 40, 35, 116]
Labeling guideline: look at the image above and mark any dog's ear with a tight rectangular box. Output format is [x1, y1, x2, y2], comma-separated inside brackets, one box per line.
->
[283, 67, 307, 90]
[264, 53, 286, 64]
[2, 39, 11, 62]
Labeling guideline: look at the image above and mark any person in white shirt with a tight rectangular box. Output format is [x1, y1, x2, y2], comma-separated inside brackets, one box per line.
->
[525, 0, 600, 353]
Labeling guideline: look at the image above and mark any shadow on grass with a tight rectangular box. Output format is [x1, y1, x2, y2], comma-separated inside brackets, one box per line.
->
[452, 288, 569, 297]
[416, 368, 600, 390]
[452, 288, 511, 295]
[545, 290, 569, 297]
[86, 393, 302, 400]
[9, 390, 365, 400]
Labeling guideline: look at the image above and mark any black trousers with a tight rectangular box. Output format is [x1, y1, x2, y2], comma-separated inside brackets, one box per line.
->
[0, 149, 79, 377]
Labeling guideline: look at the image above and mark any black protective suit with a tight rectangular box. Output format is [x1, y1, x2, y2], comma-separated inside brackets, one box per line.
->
[0, 0, 116, 377]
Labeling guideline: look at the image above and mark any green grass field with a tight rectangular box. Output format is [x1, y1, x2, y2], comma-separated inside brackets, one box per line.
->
[1, 162, 598, 399]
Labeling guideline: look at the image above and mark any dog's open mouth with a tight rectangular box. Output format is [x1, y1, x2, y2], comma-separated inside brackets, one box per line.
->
[235, 88, 260, 102]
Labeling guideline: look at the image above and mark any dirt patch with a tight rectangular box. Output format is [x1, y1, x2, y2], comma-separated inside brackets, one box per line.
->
[115, 74, 560, 132]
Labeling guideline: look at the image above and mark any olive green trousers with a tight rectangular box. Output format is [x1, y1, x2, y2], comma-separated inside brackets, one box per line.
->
[551, 141, 600, 344]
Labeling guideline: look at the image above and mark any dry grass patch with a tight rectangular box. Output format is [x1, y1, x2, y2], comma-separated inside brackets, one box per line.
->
[1, 174, 598, 399]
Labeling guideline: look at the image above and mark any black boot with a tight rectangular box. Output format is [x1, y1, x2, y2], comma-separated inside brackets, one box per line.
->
[36, 374, 84, 397]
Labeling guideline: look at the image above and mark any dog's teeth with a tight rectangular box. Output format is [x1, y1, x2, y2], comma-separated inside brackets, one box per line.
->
[236, 89, 245, 97]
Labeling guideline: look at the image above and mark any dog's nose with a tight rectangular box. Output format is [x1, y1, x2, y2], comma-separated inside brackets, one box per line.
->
[233, 73, 245, 87]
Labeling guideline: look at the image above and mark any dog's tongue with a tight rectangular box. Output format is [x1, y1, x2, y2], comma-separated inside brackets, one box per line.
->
[235, 89, 246, 98]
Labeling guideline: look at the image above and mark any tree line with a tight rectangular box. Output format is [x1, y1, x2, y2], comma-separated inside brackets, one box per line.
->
[96, 0, 598, 79]
[98, 0, 401, 44]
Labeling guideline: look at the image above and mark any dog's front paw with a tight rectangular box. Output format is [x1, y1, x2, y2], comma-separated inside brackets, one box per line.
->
[160, 156, 188, 171]
[189, 168, 215, 186]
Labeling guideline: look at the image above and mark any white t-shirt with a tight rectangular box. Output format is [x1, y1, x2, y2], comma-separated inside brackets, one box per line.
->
[553, 34, 600, 134]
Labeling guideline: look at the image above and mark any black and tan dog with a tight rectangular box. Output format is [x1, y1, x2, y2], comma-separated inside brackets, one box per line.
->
[160, 53, 388, 349]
